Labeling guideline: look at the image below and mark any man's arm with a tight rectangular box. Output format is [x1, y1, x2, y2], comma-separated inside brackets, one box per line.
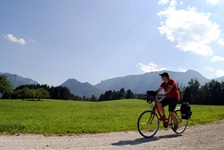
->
[156, 87, 163, 93]
[161, 85, 173, 96]
[165, 85, 173, 94]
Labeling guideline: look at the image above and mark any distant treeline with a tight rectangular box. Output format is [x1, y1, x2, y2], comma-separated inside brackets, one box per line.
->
[1, 75, 224, 104]
[98, 79, 224, 105]
[98, 88, 136, 101]
[2, 84, 138, 101]
[12, 84, 83, 100]
[181, 79, 224, 105]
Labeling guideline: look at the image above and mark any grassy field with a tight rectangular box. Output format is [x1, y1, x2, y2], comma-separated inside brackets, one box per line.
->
[0, 99, 223, 135]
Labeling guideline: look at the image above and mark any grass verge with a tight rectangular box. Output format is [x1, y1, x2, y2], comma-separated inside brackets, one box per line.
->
[0, 99, 223, 135]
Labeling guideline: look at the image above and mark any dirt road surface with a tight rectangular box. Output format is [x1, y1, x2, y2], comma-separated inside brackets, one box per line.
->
[0, 120, 223, 150]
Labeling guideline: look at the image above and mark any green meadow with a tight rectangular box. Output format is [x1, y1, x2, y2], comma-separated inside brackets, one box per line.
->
[0, 99, 223, 135]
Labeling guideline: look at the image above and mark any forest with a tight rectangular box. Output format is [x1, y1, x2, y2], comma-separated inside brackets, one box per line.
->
[181, 79, 224, 105]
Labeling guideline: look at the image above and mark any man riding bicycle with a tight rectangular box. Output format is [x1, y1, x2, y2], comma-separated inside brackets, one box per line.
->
[156, 72, 180, 131]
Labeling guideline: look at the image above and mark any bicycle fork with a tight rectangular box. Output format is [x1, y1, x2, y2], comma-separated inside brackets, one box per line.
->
[147, 112, 155, 124]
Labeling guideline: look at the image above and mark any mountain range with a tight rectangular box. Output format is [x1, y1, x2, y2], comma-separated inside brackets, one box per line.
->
[1, 70, 224, 98]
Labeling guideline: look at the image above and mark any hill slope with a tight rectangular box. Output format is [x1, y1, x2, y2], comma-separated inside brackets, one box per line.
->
[95, 70, 210, 93]
[0, 72, 38, 89]
[61, 79, 103, 98]
[213, 76, 224, 82]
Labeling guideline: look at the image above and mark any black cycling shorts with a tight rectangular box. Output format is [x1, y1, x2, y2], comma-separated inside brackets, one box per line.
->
[159, 98, 178, 112]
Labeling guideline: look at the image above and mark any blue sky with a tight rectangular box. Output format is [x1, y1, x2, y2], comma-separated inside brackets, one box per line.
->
[1, 0, 224, 86]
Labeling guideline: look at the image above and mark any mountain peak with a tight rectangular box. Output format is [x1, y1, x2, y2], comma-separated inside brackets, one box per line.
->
[61, 78, 103, 97]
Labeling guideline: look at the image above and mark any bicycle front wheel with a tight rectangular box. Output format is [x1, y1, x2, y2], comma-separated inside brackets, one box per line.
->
[171, 109, 188, 134]
[137, 110, 159, 138]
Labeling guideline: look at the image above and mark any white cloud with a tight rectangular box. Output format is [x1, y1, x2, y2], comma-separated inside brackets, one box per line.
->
[158, 0, 169, 5]
[178, 67, 187, 72]
[138, 62, 188, 73]
[157, 1, 220, 56]
[211, 56, 224, 62]
[206, 67, 214, 72]
[207, 0, 219, 6]
[138, 62, 167, 73]
[3, 34, 26, 45]
[215, 69, 224, 77]
[218, 39, 224, 45]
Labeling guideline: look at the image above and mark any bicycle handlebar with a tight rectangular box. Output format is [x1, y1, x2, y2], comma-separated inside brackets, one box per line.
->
[146, 90, 164, 103]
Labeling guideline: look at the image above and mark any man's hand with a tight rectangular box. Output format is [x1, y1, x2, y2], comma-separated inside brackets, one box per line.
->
[159, 93, 166, 96]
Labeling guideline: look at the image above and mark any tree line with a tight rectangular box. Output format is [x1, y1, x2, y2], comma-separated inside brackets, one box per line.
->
[181, 79, 224, 105]
[11, 84, 81, 100]
[0, 75, 82, 100]
[1, 75, 224, 104]
[98, 79, 224, 105]
[98, 88, 135, 101]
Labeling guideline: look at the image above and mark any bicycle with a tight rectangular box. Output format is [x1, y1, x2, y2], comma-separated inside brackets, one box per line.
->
[137, 91, 188, 138]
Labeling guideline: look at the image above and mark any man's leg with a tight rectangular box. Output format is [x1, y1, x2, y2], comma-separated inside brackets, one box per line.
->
[157, 102, 166, 117]
[169, 99, 178, 131]
[170, 111, 178, 124]
[158, 99, 169, 128]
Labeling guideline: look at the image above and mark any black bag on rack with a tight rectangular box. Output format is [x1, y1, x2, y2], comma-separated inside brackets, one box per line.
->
[180, 102, 192, 120]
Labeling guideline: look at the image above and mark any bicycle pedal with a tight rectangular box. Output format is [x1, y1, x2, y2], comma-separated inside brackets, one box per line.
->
[163, 123, 168, 128]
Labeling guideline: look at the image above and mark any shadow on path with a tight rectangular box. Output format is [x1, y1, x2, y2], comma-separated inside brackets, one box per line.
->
[111, 134, 181, 146]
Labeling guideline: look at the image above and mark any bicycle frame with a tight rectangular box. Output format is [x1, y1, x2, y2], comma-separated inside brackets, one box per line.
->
[150, 100, 175, 127]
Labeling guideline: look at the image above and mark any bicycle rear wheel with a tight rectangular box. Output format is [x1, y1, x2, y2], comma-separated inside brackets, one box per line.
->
[137, 110, 159, 138]
[170, 109, 188, 134]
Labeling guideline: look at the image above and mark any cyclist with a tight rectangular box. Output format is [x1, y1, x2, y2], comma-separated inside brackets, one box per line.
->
[156, 72, 180, 131]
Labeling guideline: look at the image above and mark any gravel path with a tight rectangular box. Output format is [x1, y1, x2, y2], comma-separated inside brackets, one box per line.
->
[0, 120, 224, 150]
